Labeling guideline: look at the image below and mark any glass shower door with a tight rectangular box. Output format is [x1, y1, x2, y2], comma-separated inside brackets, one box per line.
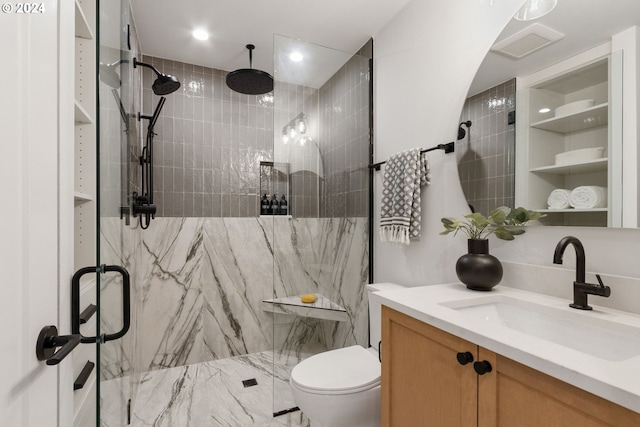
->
[271, 35, 372, 417]
[95, 1, 139, 425]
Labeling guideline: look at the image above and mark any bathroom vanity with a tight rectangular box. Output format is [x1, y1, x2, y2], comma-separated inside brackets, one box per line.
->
[373, 284, 640, 427]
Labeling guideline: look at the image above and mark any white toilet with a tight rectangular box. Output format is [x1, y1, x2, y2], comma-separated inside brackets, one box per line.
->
[289, 283, 404, 427]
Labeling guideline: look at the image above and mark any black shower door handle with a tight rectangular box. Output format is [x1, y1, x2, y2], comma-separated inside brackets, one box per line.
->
[72, 264, 131, 343]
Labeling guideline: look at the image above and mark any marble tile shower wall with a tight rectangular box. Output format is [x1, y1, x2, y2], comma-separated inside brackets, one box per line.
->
[142, 55, 274, 217]
[110, 216, 369, 373]
[319, 52, 371, 218]
[457, 79, 516, 215]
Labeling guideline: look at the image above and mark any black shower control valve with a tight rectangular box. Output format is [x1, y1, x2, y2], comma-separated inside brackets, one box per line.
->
[473, 360, 493, 375]
[135, 194, 149, 205]
[133, 204, 156, 216]
[456, 351, 474, 365]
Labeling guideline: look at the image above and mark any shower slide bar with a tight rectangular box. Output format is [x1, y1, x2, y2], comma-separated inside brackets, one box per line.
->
[369, 142, 455, 171]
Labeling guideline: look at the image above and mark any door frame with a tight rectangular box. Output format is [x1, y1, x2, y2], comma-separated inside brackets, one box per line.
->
[0, 0, 75, 425]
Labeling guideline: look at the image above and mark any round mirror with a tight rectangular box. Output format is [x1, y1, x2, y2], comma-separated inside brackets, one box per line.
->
[459, 0, 640, 228]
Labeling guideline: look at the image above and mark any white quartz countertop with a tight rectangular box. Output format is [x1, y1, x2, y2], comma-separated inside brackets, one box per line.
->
[371, 283, 640, 413]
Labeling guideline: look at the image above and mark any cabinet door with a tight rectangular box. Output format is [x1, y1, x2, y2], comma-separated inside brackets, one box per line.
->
[478, 348, 640, 427]
[381, 307, 477, 427]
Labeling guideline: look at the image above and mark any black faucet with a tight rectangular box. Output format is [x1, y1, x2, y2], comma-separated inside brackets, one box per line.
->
[553, 236, 611, 310]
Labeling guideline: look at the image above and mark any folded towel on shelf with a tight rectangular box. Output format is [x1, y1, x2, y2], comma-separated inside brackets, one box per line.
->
[547, 189, 572, 209]
[569, 186, 607, 209]
[380, 148, 431, 244]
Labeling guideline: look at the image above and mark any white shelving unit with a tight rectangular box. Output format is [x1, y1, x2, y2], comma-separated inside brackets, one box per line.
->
[530, 103, 608, 133]
[74, 0, 96, 271]
[516, 47, 619, 227]
[530, 158, 608, 175]
[73, 1, 97, 425]
[537, 208, 608, 213]
[74, 99, 93, 124]
[74, 191, 94, 202]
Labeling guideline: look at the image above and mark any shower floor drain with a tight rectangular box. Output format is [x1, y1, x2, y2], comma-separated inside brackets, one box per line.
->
[242, 378, 258, 388]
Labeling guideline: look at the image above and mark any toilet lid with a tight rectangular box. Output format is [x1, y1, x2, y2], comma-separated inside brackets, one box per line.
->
[290, 345, 380, 394]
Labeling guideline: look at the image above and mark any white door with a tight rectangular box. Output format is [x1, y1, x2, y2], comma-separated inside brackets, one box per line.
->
[0, 1, 74, 425]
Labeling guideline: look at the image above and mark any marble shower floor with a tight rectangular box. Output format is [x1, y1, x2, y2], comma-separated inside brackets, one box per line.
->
[102, 351, 313, 427]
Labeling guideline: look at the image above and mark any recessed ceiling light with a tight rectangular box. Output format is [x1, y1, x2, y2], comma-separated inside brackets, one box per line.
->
[289, 51, 303, 62]
[192, 28, 209, 41]
[539, 107, 551, 113]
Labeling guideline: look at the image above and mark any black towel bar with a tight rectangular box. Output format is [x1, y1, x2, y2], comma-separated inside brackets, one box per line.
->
[369, 142, 455, 171]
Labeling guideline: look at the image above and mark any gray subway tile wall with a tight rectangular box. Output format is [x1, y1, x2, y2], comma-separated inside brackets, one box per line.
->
[457, 79, 516, 215]
[272, 81, 320, 218]
[142, 48, 370, 219]
[142, 55, 274, 218]
[319, 50, 371, 218]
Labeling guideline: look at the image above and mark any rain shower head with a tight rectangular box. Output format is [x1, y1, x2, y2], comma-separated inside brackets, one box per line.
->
[133, 58, 181, 95]
[226, 44, 274, 95]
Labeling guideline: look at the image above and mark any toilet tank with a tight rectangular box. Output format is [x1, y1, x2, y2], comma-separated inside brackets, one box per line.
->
[366, 283, 405, 349]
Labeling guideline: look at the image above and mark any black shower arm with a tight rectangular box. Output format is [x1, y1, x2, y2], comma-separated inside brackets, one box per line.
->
[133, 57, 162, 77]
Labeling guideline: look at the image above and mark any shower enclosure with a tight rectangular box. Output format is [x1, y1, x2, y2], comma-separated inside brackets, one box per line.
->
[269, 35, 372, 416]
[95, 1, 142, 425]
[92, 3, 372, 423]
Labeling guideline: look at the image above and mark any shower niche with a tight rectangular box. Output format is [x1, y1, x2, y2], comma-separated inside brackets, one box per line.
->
[259, 161, 290, 216]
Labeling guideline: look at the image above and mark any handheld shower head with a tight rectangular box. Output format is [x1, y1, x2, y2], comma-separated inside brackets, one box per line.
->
[152, 74, 181, 96]
[134, 58, 181, 95]
[99, 62, 122, 89]
[99, 59, 131, 89]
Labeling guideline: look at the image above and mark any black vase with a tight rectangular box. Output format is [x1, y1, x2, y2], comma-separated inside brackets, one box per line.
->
[456, 239, 503, 291]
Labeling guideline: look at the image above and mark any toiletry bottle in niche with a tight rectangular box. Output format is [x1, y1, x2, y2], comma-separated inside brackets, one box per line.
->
[260, 194, 269, 216]
[271, 193, 279, 215]
[266, 194, 272, 215]
[279, 195, 288, 216]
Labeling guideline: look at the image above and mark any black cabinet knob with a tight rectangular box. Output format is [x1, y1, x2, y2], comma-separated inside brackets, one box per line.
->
[473, 360, 493, 375]
[456, 351, 474, 365]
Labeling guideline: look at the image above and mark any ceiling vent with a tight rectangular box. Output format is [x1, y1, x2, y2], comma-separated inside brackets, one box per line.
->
[491, 23, 564, 59]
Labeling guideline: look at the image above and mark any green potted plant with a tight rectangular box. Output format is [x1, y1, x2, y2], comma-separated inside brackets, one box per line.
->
[441, 207, 544, 291]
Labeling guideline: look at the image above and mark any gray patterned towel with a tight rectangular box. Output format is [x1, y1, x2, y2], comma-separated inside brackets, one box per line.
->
[380, 148, 431, 244]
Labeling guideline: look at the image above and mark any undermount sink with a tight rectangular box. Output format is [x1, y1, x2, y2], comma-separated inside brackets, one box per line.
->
[440, 295, 640, 361]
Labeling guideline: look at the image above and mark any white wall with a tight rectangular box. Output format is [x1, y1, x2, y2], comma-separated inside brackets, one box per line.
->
[612, 26, 640, 228]
[373, 0, 527, 286]
[373, 0, 640, 304]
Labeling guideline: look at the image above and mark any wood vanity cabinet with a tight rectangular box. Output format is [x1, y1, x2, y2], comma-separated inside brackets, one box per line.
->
[381, 306, 640, 427]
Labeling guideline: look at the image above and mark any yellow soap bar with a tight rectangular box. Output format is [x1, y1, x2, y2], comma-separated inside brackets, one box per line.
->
[301, 294, 317, 304]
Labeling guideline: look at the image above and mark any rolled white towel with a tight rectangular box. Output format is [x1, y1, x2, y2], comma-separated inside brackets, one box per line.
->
[547, 189, 572, 209]
[569, 186, 607, 209]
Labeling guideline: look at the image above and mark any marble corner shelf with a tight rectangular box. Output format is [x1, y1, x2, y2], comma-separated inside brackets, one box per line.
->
[262, 294, 348, 322]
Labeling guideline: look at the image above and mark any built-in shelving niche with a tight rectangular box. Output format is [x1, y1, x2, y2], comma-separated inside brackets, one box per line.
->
[517, 54, 616, 227]
[73, 1, 97, 425]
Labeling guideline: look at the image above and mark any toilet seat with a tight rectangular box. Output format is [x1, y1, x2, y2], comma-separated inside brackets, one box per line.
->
[290, 345, 380, 395]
